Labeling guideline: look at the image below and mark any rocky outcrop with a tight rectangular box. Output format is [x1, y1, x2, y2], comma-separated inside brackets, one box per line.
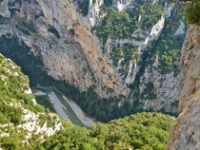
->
[112, 0, 133, 12]
[139, 60, 179, 114]
[166, 25, 200, 149]
[87, 0, 103, 26]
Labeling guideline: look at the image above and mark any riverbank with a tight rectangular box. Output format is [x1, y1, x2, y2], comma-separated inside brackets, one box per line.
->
[33, 89, 96, 127]
[48, 92, 69, 120]
[62, 95, 95, 127]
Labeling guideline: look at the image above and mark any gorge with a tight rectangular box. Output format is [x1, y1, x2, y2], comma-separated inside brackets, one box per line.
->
[1, 0, 200, 149]
[0, 0, 186, 122]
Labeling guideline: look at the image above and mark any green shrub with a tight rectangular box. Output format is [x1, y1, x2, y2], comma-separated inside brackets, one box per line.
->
[35, 95, 56, 112]
[110, 45, 139, 67]
[94, 0, 163, 43]
[0, 101, 23, 125]
[181, 1, 200, 24]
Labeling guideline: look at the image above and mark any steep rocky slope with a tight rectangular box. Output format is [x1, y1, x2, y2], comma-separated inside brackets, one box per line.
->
[0, 0, 124, 97]
[166, 25, 200, 149]
[0, 0, 186, 120]
[90, 0, 185, 114]
[0, 53, 61, 149]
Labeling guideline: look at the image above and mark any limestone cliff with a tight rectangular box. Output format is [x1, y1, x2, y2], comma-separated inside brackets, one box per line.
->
[166, 25, 200, 149]
[0, 0, 186, 118]
[89, 0, 185, 114]
[0, 0, 128, 98]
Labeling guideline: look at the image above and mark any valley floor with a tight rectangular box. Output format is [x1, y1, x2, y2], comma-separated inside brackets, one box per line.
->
[34, 89, 95, 127]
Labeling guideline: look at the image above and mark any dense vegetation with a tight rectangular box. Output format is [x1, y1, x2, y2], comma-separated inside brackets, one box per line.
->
[93, 0, 165, 69]
[94, 10, 134, 42]
[38, 112, 174, 150]
[94, 2, 163, 42]
[181, 0, 200, 24]
[0, 53, 32, 125]
[154, 21, 185, 75]
[93, 0, 184, 74]
[35, 95, 56, 113]
[110, 44, 140, 67]
[0, 53, 58, 150]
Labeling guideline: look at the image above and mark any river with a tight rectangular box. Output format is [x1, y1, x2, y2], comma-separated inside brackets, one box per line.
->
[34, 88, 95, 127]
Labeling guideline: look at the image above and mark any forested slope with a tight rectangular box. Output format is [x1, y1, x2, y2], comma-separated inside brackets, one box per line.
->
[0, 53, 174, 150]
[38, 112, 174, 150]
[0, 53, 61, 149]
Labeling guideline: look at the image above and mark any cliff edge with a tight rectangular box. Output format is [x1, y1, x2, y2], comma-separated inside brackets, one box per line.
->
[166, 25, 200, 149]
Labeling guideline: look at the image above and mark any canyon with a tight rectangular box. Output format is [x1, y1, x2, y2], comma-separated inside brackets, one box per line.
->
[0, 0, 186, 120]
[1, 0, 200, 149]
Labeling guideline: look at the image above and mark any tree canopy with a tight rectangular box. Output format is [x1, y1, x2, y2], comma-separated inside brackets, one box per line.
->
[172, 0, 200, 24]
[181, 0, 200, 24]
[38, 112, 175, 150]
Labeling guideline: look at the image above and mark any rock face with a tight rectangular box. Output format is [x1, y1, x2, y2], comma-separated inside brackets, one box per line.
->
[0, 0, 125, 97]
[87, 0, 185, 114]
[139, 62, 179, 114]
[88, 0, 103, 26]
[166, 25, 200, 149]
[0, 0, 186, 115]
[112, 0, 133, 12]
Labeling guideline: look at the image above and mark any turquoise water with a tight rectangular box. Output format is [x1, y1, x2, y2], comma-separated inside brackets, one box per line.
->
[35, 87, 50, 93]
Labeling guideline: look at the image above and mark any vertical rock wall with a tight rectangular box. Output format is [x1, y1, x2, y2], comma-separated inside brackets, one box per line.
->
[0, 0, 186, 115]
[166, 25, 200, 149]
